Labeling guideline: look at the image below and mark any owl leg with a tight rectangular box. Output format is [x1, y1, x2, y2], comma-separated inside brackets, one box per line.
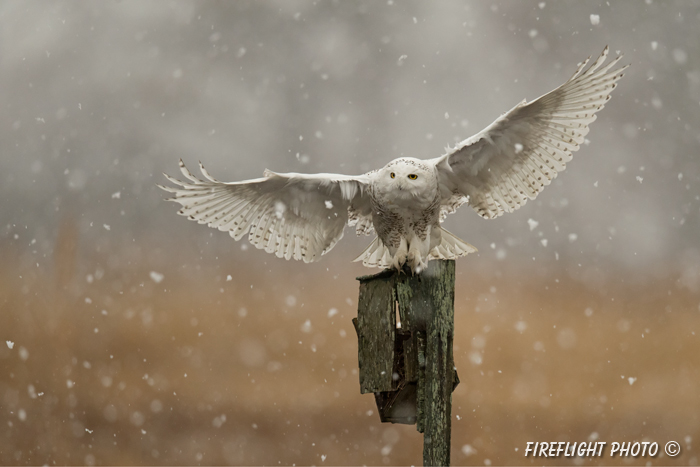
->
[392, 237, 408, 272]
[407, 235, 430, 274]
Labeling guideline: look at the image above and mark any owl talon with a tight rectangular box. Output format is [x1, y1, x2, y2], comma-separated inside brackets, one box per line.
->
[391, 238, 409, 272]
[392, 252, 407, 272]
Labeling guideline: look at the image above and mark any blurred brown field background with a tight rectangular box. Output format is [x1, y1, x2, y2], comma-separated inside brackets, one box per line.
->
[2, 224, 700, 465]
[2, 1, 700, 465]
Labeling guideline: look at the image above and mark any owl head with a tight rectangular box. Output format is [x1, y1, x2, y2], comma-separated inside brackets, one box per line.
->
[377, 157, 436, 200]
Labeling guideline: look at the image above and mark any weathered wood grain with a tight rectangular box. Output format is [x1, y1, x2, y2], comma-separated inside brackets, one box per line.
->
[356, 271, 396, 393]
[356, 260, 456, 466]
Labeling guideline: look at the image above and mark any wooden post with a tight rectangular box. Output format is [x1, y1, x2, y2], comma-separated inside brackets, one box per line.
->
[354, 260, 457, 466]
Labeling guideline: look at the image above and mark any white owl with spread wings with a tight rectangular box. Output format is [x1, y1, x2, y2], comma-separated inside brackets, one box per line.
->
[159, 47, 627, 274]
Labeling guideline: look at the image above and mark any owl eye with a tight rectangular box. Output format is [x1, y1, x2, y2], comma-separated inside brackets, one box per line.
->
[408, 174, 418, 180]
[390, 172, 395, 179]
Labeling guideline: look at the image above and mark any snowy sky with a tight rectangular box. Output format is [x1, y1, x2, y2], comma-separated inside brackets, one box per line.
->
[1, 0, 699, 284]
[2, 2, 700, 465]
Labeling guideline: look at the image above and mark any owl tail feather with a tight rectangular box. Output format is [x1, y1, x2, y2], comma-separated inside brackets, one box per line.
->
[429, 227, 478, 260]
[354, 228, 476, 270]
[353, 237, 393, 269]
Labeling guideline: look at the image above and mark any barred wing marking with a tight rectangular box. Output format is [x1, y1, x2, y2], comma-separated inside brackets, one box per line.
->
[158, 161, 372, 262]
[433, 46, 628, 219]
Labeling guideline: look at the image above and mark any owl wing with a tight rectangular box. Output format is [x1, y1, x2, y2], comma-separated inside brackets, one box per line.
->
[431, 46, 628, 219]
[158, 160, 373, 262]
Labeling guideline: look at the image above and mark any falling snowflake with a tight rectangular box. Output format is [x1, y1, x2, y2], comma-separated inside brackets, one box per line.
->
[149, 271, 164, 283]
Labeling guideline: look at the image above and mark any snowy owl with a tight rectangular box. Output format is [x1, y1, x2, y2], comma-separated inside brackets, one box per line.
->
[159, 47, 627, 273]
